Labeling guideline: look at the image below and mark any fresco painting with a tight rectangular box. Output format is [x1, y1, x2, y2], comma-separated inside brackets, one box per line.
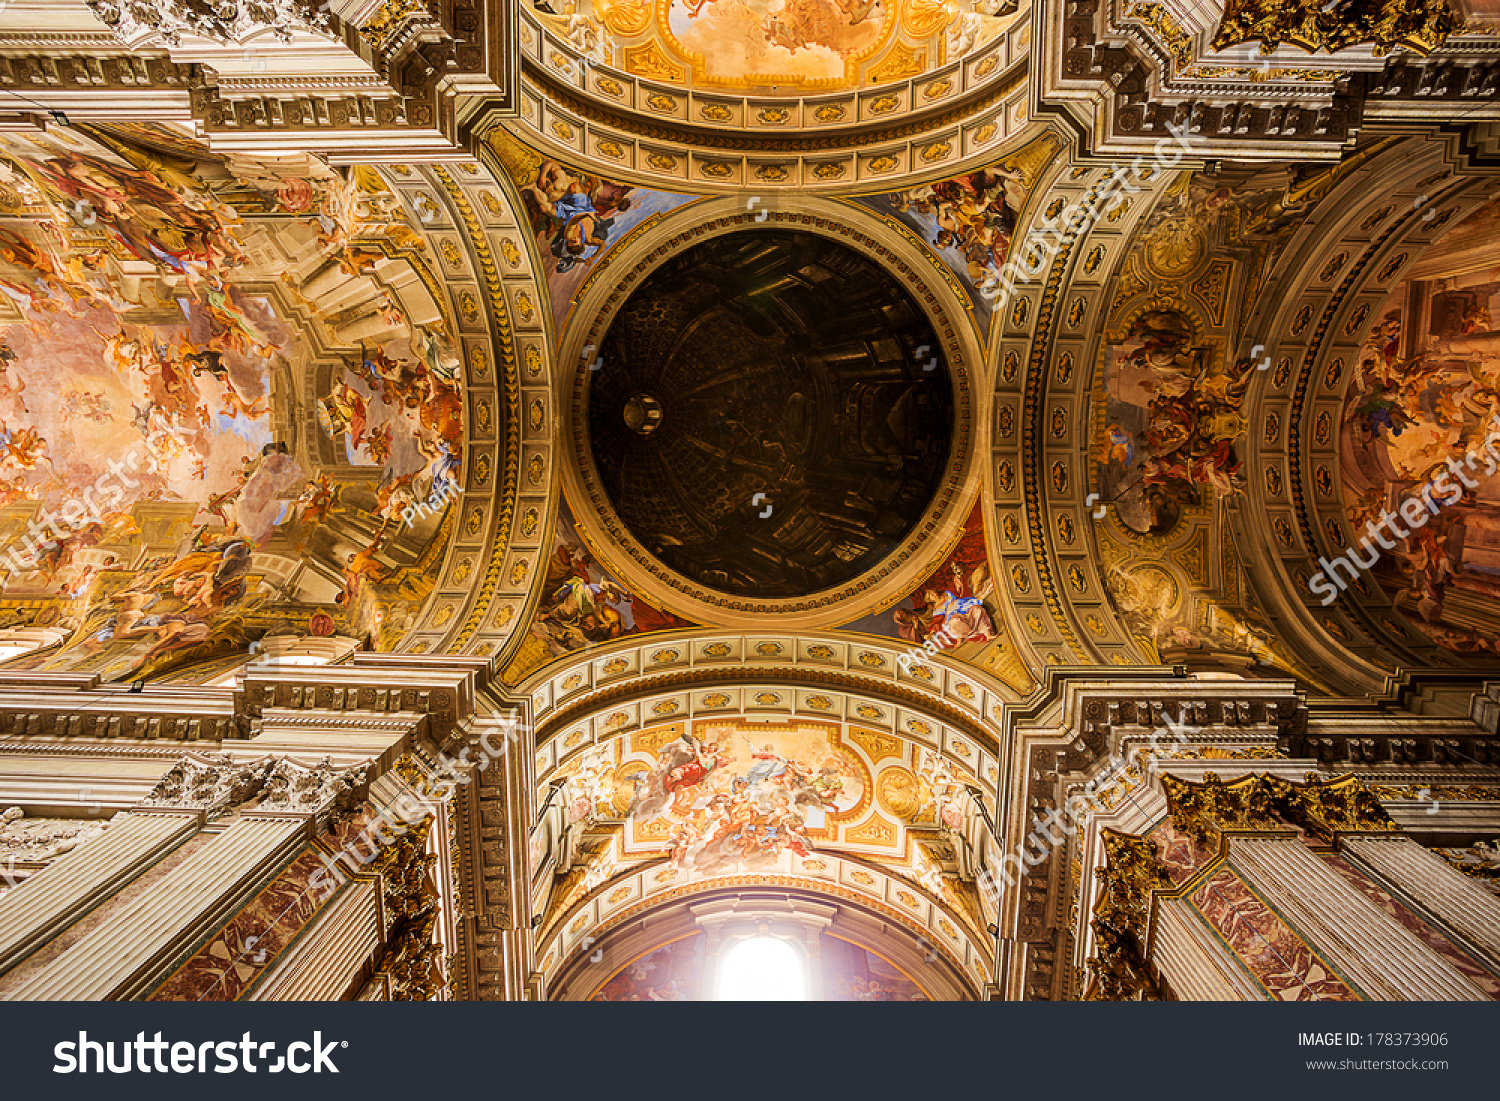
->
[489, 133, 698, 334]
[836, 500, 1030, 692]
[1339, 197, 1500, 655]
[526, 499, 695, 661]
[591, 935, 704, 1000]
[0, 124, 461, 678]
[839, 500, 993, 648]
[823, 935, 928, 1000]
[853, 166, 1021, 338]
[850, 133, 1060, 340]
[1096, 310, 1252, 536]
[619, 722, 866, 876]
[530, 0, 1021, 91]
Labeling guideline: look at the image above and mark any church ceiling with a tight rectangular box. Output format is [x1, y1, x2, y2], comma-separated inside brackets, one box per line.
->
[1, 0, 1500, 1011]
[1335, 195, 1500, 657]
[533, 0, 1024, 94]
[585, 229, 954, 597]
[0, 123, 544, 677]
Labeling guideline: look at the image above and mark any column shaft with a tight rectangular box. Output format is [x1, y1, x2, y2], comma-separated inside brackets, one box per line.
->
[1231, 838, 1486, 1001]
[0, 813, 197, 976]
[1341, 835, 1500, 971]
[6, 816, 305, 1001]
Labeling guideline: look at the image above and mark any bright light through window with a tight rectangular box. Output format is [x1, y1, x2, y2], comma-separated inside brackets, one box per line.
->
[718, 936, 805, 1001]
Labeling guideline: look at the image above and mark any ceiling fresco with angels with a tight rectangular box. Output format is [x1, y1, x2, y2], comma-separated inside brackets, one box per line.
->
[1338, 196, 1500, 657]
[532, 718, 995, 954]
[0, 124, 464, 680]
[531, 0, 1023, 92]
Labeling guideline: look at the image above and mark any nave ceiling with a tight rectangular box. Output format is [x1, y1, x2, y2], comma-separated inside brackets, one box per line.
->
[1, 0, 1500, 1001]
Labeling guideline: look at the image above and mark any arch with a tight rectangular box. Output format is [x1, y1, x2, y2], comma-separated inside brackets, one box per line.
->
[546, 884, 981, 1000]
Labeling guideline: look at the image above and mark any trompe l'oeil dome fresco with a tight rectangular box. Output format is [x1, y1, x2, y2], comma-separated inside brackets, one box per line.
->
[586, 230, 953, 598]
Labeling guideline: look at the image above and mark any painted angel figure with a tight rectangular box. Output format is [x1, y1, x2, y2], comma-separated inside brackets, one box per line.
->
[522, 159, 633, 273]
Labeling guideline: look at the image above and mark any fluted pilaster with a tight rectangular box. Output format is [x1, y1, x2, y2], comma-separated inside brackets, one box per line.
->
[1231, 838, 1487, 1001]
[6, 816, 305, 1000]
[0, 813, 197, 977]
[1341, 835, 1500, 970]
[1151, 897, 1261, 1001]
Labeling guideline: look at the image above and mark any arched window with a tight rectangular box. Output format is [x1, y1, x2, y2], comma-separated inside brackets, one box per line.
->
[0, 626, 68, 666]
[205, 634, 360, 687]
[717, 936, 806, 1001]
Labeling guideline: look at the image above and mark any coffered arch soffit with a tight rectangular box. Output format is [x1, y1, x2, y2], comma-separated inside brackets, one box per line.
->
[1230, 134, 1500, 689]
[500, 2, 1034, 195]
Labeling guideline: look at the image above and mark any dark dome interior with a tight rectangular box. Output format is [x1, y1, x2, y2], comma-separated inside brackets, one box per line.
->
[586, 230, 954, 599]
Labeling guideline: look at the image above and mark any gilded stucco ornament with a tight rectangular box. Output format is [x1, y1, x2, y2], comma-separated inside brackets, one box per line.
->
[1162, 772, 1397, 846]
[1212, 0, 1459, 57]
[1085, 831, 1172, 1000]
